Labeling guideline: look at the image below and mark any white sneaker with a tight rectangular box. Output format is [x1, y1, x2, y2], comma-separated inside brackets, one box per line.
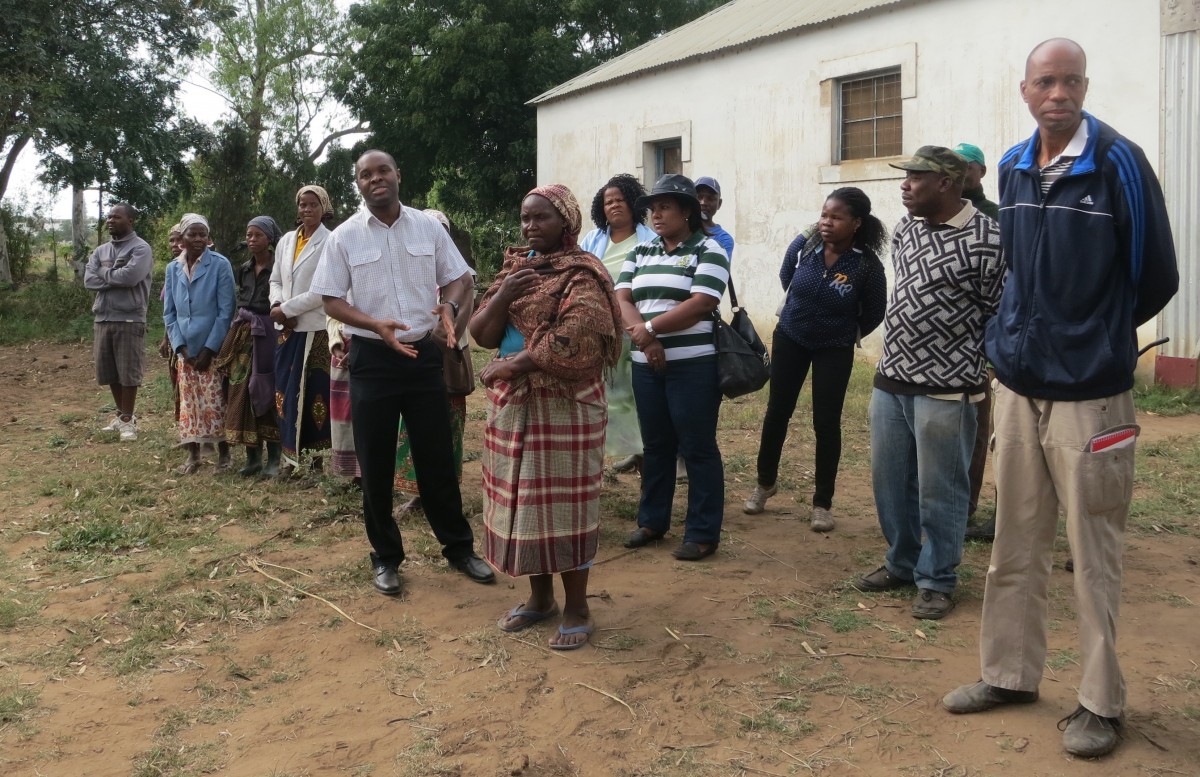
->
[743, 484, 777, 514]
[811, 506, 836, 532]
[118, 416, 138, 442]
[101, 415, 122, 432]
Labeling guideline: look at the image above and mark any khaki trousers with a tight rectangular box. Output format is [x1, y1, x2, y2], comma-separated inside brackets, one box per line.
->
[980, 384, 1135, 718]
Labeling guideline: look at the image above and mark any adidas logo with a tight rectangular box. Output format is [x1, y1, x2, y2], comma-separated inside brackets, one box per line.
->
[1079, 195, 1094, 205]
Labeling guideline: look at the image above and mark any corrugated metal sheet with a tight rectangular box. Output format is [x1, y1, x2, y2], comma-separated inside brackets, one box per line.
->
[1161, 30, 1200, 360]
[528, 0, 905, 104]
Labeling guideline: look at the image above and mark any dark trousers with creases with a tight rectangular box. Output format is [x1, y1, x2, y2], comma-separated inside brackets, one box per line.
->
[349, 335, 474, 567]
[756, 329, 854, 509]
[967, 374, 994, 516]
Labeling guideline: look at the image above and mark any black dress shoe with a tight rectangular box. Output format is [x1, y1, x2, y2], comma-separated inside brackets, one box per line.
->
[624, 527, 665, 548]
[450, 554, 496, 584]
[965, 517, 996, 542]
[373, 564, 401, 595]
[672, 541, 717, 561]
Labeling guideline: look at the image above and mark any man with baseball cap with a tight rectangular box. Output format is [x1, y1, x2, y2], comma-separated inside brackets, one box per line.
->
[856, 146, 1006, 621]
[953, 143, 999, 222]
[694, 176, 734, 262]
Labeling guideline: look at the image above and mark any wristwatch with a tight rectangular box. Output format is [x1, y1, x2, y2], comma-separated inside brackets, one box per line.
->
[644, 320, 656, 337]
[446, 300, 460, 318]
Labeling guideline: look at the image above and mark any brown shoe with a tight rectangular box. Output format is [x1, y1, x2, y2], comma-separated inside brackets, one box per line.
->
[942, 680, 1039, 714]
[912, 588, 955, 620]
[855, 565, 914, 592]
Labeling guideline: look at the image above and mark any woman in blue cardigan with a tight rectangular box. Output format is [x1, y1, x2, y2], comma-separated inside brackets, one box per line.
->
[163, 214, 236, 474]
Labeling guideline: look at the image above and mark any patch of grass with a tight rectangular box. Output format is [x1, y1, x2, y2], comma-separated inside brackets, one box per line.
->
[47, 432, 69, 449]
[50, 517, 154, 553]
[1133, 383, 1200, 416]
[0, 677, 39, 726]
[0, 596, 37, 629]
[1046, 648, 1079, 671]
[739, 709, 792, 734]
[818, 607, 872, 634]
[0, 280, 94, 345]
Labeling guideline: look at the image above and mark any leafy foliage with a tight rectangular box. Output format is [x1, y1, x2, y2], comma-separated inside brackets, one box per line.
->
[337, 0, 724, 219]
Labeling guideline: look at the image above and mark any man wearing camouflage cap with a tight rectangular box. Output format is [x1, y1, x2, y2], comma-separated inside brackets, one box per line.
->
[856, 146, 1006, 621]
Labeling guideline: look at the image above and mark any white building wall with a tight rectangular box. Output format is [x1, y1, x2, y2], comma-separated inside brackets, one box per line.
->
[536, 0, 1163, 357]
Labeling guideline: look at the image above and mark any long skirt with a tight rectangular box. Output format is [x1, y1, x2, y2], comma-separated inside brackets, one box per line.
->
[274, 328, 332, 466]
[482, 374, 606, 577]
[328, 338, 360, 478]
[217, 318, 279, 446]
[177, 361, 226, 445]
[395, 394, 467, 493]
[604, 335, 642, 457]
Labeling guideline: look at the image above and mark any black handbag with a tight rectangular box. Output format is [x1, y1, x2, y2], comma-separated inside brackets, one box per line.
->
[713, 277, 770, 398]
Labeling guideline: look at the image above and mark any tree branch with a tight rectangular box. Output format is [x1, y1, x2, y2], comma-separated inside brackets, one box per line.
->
[309, 123, 369, 162]
[0, 134, 33, 202]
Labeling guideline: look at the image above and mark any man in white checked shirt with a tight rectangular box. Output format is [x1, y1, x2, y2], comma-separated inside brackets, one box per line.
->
[311, 149, 495, 594]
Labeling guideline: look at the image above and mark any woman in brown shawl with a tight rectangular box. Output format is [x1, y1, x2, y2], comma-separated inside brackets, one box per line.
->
[470, 184, 622, 650]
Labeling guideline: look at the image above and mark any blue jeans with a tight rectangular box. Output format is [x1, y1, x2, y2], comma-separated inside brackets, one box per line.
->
[869, 389, 976, 593]
[632, 359, 724, 544]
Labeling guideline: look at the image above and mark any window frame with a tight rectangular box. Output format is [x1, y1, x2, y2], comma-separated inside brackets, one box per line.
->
[835, 67, 903, 163]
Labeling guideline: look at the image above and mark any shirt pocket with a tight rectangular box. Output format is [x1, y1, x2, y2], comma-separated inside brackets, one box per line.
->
[405, 242, 434, 259]
[348, 250, 381, 268]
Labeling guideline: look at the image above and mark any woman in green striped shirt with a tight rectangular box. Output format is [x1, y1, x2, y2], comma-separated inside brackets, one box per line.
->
[615, 174, 730, 561]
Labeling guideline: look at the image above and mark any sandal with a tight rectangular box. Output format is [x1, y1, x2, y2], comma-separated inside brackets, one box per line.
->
[497, 602, 560, 633]
[624, 527, 666, 548]
[176, 460, 201, 475]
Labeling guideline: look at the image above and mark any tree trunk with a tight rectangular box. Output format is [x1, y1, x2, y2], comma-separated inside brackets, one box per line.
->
[72, 187, 88, 284]
[0, 218, 12, 287]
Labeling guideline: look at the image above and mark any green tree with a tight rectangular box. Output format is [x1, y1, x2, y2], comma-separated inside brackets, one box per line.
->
[0, 0, 215, 284]
[336, 0, 724, 219]
[193, 0, 364, 253]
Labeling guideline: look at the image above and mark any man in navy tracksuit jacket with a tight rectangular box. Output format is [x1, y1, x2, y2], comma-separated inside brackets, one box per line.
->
[942, 38, 1179, 759]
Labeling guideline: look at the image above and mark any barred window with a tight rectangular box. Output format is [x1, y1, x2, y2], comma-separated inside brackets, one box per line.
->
[838, 69, 902, 161]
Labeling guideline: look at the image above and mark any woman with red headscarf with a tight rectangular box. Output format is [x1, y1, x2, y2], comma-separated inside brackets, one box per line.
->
[470, 184, 622, 651]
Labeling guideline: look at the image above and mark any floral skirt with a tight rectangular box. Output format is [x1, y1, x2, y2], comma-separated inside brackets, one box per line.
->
[177, 361, 226, 445]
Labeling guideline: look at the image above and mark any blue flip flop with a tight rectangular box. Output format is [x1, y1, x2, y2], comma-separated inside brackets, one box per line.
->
[549, 623, 593, 651]
[497, 603, 559, 633]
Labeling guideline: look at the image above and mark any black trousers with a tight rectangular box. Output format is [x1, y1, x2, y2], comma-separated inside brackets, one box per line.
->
[756, 329, 855, 509]
[349, 335, 474, 566]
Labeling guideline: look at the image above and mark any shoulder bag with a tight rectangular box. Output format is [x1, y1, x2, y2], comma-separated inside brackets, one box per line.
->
[713, 276, 770, 398]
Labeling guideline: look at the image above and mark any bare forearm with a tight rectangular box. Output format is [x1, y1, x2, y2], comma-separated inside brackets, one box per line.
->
[322, 296, 381, 333]
[469, 300, 508, 349]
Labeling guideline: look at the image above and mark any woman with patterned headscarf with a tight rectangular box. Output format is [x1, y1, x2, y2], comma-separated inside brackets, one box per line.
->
[470, 184, 623, 651]
[215, 215, 284, 476]
[270, 185, 336, 476]
[163, 213, 236, 474]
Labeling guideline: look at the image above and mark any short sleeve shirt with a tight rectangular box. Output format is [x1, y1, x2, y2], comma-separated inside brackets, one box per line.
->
[310, 206, 470, 342]
[615, 231, 730, 362]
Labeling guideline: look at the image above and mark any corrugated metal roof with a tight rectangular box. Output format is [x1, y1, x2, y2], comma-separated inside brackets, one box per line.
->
[529, 0, 905, 105]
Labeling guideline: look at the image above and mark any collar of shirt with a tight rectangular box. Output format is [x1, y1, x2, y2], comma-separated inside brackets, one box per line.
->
[919, 199, 978, 231]
[1043, 120, 1089, 167]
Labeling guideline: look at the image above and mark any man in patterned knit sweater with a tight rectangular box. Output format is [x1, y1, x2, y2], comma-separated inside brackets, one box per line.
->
[856, 146, 1006, 620]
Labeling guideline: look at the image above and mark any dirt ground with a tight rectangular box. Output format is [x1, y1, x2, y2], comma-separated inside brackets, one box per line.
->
[1, 342, 1198, 777]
